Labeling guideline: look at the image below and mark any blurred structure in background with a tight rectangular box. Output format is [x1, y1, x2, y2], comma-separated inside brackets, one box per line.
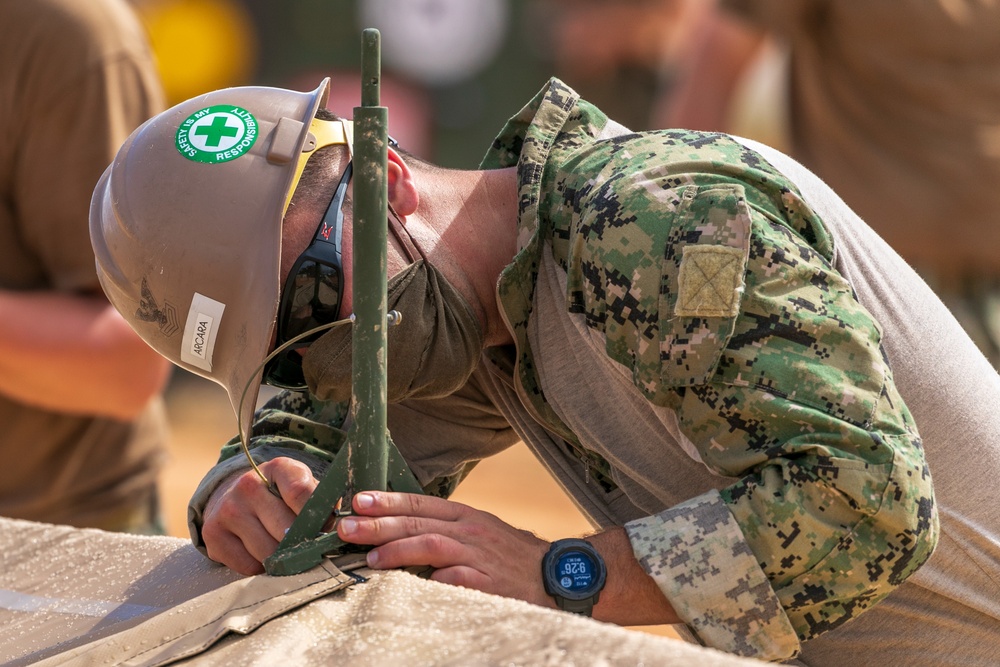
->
[134, 0, 759, 168]
[134, 0, 549, 166]
[533, 0, 692, 132]
[133, 0, 257, 105]
[130, 0, 789, 166]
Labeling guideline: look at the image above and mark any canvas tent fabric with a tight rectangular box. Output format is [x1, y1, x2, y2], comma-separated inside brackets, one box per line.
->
[0, 517, 764, 666]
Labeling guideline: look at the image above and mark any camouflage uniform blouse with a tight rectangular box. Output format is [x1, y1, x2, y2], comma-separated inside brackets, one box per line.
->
[480, 78, 936, 659]
[195, 79, 937, 661]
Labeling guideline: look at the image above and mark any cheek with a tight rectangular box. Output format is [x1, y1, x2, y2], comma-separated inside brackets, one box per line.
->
[342, 229, 412, 317]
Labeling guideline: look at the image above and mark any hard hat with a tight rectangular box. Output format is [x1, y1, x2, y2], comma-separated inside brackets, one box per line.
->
[90, 78, 353, 443]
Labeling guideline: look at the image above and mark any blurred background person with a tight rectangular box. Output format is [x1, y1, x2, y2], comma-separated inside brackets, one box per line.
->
[534, 0, 698, 132]
[0, 0, 172, 533]
[660, 0, 1000, 367]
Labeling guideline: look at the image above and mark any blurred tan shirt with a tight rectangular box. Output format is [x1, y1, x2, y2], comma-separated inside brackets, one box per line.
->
[0, 0, 168, 530]
[724, 0, 1000, 277]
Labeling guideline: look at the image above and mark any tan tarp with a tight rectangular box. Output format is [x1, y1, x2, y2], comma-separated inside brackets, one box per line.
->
[0, 517, 763, 666]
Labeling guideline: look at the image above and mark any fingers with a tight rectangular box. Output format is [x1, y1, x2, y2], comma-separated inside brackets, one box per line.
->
[338, 491, 475, 550]
[360, 532, 472, 573]
[337, 492, 474, 568]
[331, 490, 552, 604]
[202, 472, 281, 574]
[430, 565, 492, 591]
[203, 523, 270, 576]
[350, 490, 469, 521]
[201, 457, 319, 575]
[268, 458, 320, 515]
[337, 492, 499, 572]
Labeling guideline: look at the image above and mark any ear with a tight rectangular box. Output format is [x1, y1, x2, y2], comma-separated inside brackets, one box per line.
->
[387, 147, 419, 216]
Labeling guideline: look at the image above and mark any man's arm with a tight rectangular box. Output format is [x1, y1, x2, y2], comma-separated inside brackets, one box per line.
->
[547, 157, 937, 659]
[200, 457, 682, 625]
[190, 365, 521, 565]
[0, 289, 171, 419]
[336, 489, 681, 626]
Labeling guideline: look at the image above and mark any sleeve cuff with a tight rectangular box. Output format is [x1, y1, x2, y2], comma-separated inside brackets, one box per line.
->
[625, 489, 801, 661]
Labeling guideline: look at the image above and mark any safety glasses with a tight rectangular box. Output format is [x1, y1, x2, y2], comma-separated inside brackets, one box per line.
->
[263, 161, 353, 389]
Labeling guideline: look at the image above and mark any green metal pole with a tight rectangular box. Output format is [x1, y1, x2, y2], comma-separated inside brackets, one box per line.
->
[264, 28, 423, 577]
[349, 28, 389, 497]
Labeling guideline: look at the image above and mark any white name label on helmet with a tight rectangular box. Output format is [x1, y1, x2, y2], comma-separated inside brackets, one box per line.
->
[181, 293, 226, 372]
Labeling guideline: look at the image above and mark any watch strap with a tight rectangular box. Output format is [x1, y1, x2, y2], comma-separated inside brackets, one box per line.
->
[556, 593, 599, 616]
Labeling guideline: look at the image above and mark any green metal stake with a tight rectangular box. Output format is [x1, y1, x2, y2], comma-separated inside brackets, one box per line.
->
[263, 28, 423, 577]
[349, 28, 390, 500]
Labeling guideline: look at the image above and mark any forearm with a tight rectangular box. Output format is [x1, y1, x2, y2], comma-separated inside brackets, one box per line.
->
[0, 289, 170, 419]
[586, 527, 681, 626]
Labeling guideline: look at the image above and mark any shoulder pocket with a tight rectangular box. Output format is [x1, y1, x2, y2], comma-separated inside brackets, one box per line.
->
[656, 184, 751, 393]
[564, 182, 751, 406]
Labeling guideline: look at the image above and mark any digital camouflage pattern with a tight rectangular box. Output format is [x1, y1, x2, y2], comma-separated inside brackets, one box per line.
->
[214, 390, 471, 501]
[627, 491, 799, 658]
[204, 78, 938, 662]
[483, 79, 937, 659]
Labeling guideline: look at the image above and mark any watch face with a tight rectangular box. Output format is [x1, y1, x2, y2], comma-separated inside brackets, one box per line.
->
[555, 551, 596, 592]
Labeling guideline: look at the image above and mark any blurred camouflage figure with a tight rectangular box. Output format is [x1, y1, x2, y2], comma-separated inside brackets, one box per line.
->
[93, 74, 1000, 665]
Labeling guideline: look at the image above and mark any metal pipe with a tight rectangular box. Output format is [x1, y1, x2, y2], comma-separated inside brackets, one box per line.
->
[349, 28, 390, 496]
[263, 28, 391, 576]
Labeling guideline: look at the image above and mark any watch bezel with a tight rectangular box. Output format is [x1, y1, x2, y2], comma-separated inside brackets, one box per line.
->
[542, 538, 607, 604]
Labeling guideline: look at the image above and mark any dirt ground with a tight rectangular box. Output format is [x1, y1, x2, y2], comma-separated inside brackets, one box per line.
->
[161, 370, 680, 640]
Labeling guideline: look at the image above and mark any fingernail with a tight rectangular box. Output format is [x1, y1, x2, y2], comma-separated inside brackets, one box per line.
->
[356, 492, 374, 509]
[340, 518, 356, 535]
[367, 550, 379, 567]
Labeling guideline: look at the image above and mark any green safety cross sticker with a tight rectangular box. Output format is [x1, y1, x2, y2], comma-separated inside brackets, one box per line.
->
[175, 105, 258, 164]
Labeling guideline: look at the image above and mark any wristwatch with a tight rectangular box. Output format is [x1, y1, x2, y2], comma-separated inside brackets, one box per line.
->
[541, 538, 607, 616]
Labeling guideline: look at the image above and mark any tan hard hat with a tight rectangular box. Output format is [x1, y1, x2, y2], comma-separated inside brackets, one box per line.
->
[91, 78, 352, 442]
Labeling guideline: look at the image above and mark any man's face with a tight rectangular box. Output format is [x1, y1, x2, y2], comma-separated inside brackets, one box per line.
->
[273, 159, 413, 352]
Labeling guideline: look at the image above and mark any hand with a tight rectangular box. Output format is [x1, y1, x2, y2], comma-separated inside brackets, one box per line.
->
[337, 491, 554, 608]
[201, 457, 319, 575]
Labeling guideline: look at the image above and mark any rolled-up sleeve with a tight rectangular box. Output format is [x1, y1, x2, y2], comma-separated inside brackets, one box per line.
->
[627, 380, 937, 661]
[627, 490, 800, 660]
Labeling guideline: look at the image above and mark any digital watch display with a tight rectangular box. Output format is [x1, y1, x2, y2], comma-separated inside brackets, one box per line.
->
[541, 539, 607, 616]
